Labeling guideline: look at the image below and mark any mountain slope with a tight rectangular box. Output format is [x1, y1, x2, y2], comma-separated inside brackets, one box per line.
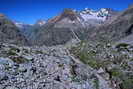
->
[32, 9, 85, 46]
[87, 5, 133, 43]
[0, 14, 29, 45]
[32, 23, 75, 46]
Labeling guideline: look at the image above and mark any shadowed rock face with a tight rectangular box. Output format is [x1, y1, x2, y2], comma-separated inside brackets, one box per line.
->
[0, 14, 29, 45]
[125, 24, 133, 36]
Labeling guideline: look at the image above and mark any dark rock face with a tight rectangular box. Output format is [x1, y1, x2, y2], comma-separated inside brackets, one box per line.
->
[0, 15, 29, 45]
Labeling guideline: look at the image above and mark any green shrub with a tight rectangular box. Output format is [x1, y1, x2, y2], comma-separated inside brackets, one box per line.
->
[121, 78, 133, 89]
[77, 51, 89, 64]
[110, 68, 122, 77]
[93, 78, 99, 89]
[121, 62, 129, 69]
[7, 47, 20, 56]
[35, 50, 44, 54]
[11, 56, 29, 64]
[7, 49, 17, 56]
[116, 43, 129, 49]
[87, 60, 102, 69]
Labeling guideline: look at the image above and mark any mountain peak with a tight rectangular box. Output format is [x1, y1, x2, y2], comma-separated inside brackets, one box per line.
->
[48, 8, 78, 23]
[79, 8, 117, 22]
[62, 8, 75, 15]
[61, 8, 77, 20]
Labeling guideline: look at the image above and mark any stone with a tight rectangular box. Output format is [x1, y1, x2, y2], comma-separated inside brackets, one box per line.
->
[97, 68, 104, 74]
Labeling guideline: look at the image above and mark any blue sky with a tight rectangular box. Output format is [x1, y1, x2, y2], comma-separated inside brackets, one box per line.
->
[0, 0, 132, 24]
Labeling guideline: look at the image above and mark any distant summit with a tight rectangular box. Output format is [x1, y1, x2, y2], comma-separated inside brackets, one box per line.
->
[80, 8, 109, 21]
[0, 13, 5, 17]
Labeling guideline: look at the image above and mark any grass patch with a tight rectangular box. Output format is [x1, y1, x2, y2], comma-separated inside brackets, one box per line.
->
[110, 68, 122, 78]
[79, 51, 102, 69]
[70, 41, 102, 69]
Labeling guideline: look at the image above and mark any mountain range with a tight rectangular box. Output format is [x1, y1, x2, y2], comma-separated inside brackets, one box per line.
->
[12, 8, 119, 46]
[0, 6, 132, 46]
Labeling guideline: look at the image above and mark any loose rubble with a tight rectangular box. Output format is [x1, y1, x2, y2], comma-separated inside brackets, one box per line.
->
[0, 43, 113, 89]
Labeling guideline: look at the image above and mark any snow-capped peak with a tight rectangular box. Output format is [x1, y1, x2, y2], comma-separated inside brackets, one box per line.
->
[14, 22, 25, 28]
[14, 21, 33, 28]
[98, 8, 109, 16]
[80, 8, 109, 22]
[36, 20, 46, 26]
